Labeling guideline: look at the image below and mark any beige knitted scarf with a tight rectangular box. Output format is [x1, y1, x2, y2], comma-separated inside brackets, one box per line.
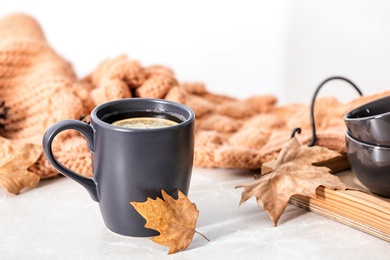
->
[1, 13, 389, 193]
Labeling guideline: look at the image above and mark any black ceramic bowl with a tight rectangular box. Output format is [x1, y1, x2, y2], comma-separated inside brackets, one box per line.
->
[344, 95, 390, 146]
[346, 131, 390, 197]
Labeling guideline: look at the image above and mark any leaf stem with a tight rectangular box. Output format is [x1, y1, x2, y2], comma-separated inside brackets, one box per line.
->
[170, 221, 210, 242]
[194, 230, 210, 242]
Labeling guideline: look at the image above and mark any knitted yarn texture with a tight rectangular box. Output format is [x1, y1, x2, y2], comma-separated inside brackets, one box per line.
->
[0, 13, 93, 180]
[1, 13, 390, 192]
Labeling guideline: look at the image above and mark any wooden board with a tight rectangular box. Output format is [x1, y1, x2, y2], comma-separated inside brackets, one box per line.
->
[261, 160, 390, 242]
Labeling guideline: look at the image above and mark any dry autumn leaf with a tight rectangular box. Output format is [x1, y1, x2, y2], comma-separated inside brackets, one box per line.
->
[0, 138, 42, 194]
[236, 137, 353, 226]
[130, 189, 208, 254]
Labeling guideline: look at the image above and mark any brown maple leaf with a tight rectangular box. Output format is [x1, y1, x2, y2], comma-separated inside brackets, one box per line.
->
[0, 139, 42, 194]
[236, 137, 353, 226]
[130, 189, 208, 254]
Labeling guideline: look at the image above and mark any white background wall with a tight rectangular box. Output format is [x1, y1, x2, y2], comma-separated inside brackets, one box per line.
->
[0, 0, 389, 104]
[285, 0, 390, 104]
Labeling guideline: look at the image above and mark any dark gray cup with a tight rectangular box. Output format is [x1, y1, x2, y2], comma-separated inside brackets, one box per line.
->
[42, 98, 195, 237]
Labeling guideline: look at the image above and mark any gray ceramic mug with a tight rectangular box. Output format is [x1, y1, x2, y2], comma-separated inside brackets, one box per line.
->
[42, 98, 195, 237]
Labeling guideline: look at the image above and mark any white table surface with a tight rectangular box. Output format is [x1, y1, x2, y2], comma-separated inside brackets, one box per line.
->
[1, 167, 389, 259]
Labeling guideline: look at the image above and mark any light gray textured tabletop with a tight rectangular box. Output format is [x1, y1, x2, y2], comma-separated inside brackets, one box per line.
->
[1, 167, 389, 259]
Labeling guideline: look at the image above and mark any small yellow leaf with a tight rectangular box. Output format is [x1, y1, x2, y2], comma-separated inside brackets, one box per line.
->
[131, 190, 206, 254]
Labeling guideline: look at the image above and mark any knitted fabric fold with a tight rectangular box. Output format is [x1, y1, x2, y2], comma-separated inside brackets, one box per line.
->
[0, 13, 389, 193]
[0, 13, 94, 180]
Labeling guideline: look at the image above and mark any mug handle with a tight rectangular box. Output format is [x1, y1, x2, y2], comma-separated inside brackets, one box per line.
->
[42, 120, 99, 201]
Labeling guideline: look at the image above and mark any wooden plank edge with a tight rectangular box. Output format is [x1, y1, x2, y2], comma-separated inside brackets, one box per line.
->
[293, 194, 390, 233]
[289, 196, 390, 243]
[318, 188, 390, 214]
[315, 188, 390, 221]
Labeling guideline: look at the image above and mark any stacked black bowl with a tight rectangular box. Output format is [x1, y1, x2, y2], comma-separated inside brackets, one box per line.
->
[344, 96, 390, 197]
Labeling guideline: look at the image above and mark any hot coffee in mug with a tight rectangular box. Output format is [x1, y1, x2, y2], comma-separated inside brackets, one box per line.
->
[112, 117, 178, 129]
[108, 111, 180, 129]
[42, 98, 195, 237]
